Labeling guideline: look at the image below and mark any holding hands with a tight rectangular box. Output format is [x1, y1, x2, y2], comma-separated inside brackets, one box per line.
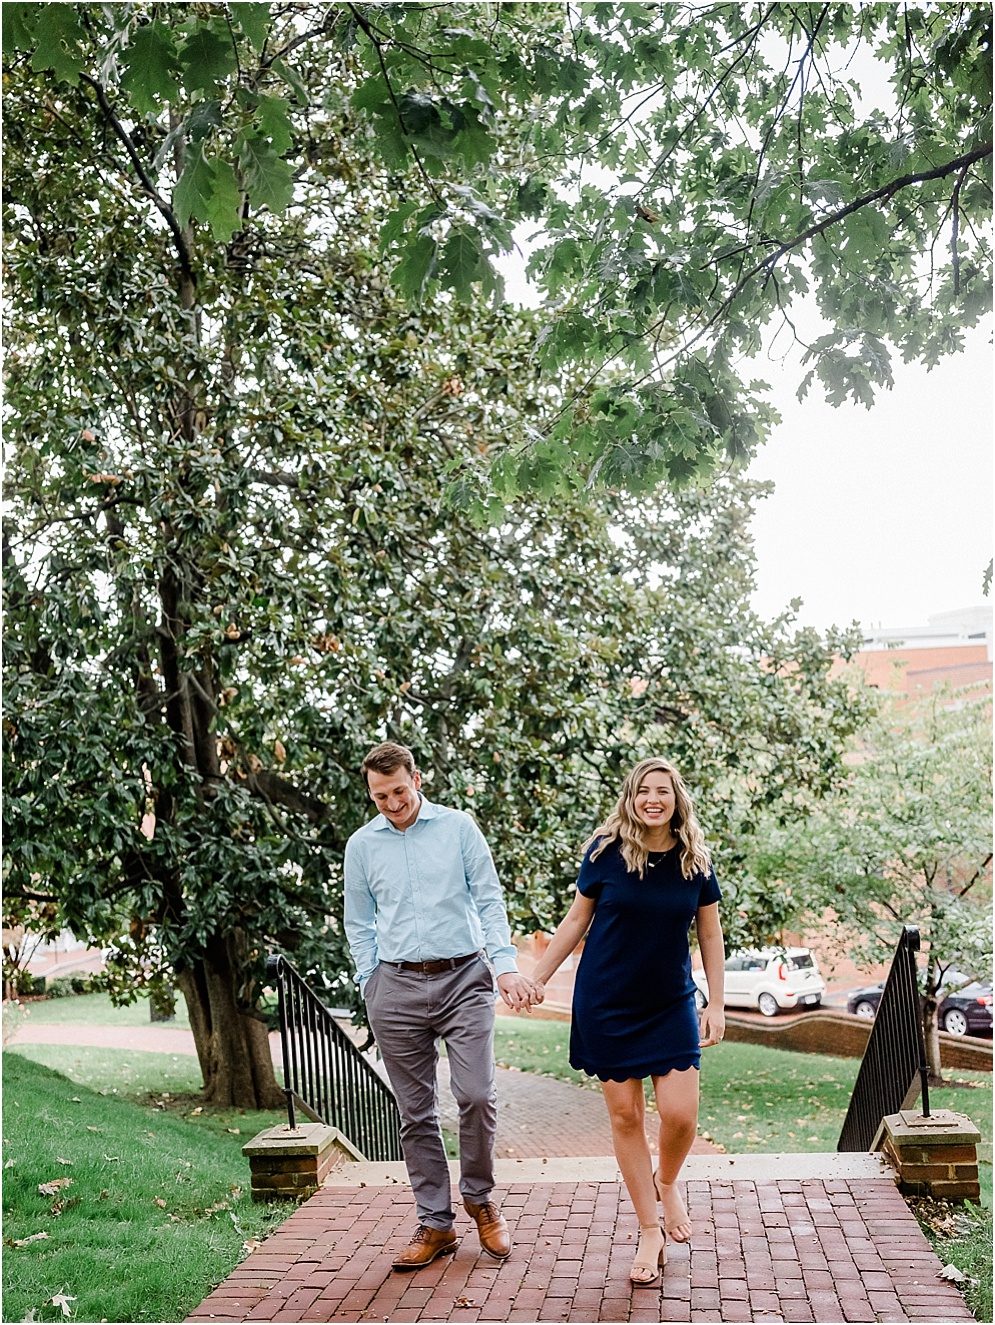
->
[496, 972, 546, 1013]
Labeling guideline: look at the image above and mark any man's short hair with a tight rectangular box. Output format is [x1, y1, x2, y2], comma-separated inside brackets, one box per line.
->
[361, 741, 417, 786]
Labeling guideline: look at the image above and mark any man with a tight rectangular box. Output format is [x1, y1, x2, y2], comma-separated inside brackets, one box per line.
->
[344, 741, 538, 1269]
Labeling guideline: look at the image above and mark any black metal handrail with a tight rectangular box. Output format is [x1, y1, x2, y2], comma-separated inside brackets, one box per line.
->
[266, 954, 402, 1161]
[838, 925, 930, 1152]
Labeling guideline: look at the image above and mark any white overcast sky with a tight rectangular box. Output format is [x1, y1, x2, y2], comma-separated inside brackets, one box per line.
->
[742, 320, 992, 634]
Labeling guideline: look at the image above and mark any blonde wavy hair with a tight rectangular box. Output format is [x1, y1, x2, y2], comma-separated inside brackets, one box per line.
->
[584, 756, 711, 880]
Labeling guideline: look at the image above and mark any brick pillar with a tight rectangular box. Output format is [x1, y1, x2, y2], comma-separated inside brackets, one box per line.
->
[880, 1108, 981, 1201]
[242, 1122, 364, 1202]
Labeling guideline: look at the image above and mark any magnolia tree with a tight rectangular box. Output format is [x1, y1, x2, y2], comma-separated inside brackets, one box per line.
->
[749, 690, 993, 1083]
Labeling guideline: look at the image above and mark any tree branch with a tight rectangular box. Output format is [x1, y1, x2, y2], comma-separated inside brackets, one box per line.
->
[78, 73, 195, 285]
[959, 852, 993, 897]
[240, 769, 333, 826]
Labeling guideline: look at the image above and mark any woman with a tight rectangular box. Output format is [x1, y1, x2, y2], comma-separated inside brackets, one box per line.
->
[530, 757, 726, 1285]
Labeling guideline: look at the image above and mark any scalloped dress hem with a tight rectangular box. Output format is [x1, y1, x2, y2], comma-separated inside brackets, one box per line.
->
[571, 1057, 701, 1083]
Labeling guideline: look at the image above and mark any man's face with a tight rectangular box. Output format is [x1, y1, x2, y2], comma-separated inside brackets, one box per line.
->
[367, 765, 422, 831]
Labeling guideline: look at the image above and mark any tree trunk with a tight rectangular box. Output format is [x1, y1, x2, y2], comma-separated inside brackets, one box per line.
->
[922, 996, 945, 1087]
[176, 930, 285, 1110]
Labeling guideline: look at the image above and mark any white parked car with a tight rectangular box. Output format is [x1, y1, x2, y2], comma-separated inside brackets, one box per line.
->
[693, 948, 826, 1017]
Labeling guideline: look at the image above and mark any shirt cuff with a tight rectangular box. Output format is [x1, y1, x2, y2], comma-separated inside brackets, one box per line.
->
[490, 952, 519, 978]
[356, 964, 377, 994]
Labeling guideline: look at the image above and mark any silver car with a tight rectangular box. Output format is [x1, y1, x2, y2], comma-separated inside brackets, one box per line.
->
[693, 947, 826, 1017]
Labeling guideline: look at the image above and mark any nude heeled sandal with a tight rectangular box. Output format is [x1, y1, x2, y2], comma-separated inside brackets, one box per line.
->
[629, 1222, 667, 1286]
[654, 1170, 692, 1243]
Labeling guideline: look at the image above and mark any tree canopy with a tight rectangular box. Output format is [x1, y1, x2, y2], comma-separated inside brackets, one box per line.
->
[748, 689, 993, 1080]
[2, 3, 876, 1104]
[4, 2, 991, 501]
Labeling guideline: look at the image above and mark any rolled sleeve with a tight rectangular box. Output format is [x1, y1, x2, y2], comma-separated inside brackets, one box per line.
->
[460, 815, 518, 977]
[343, 837, 379, 991]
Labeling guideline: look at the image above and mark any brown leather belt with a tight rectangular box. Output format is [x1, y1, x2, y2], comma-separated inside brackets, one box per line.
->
[388, 952, 479, 975]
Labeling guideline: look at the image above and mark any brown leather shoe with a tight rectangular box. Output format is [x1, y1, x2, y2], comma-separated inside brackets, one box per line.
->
[391, 1224, 458, 1270]
[464, 1199, 511, 1259]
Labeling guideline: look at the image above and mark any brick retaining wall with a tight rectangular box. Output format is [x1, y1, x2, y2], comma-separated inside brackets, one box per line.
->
[721, 1010, 992, 1072]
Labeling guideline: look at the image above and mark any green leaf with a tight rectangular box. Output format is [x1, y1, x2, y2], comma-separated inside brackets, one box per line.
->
[173, 146, 215, 231]
[255, 95, 293, 154]
[440, 227, 485, 296]
[2, 3, 37, 56]
[232, 2, 270, 53]
[448, 103, 495, 169]
[391, 233, 438, 303]
[271, 58, 308, 107]
[30, 4, 86, 85]
[237, 131, 294, 213]
[180, 23, 237, 95]
[204, 159, 243, 242]
[351, 77, 393, 116]
[379, 201, 419, 254]
[173, 148, 243, 240]
[184, 100, 223, 144]
[120, 22, 181, 114]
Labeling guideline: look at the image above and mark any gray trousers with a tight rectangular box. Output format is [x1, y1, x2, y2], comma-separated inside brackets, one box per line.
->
[364, 955, 497, 1229]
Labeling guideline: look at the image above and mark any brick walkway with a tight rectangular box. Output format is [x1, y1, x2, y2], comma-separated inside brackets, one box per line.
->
[188, 1158, 973, 1323]
[439, 1063, 716, 1160]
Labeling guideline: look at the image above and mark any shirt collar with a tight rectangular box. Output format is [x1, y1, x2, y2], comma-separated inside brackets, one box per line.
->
[371, 795, 439, 832]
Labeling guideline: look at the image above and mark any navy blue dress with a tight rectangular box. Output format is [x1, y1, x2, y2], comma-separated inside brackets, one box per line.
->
[569, 839, 721, 1081]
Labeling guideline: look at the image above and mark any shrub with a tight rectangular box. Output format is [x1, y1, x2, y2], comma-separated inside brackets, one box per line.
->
[43, 974, 94, 998]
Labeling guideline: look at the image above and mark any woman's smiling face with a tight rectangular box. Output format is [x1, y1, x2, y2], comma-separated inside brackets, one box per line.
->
[632, 771, 677, 832]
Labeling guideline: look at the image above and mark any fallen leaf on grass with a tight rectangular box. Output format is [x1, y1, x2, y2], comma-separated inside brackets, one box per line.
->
[45, 1294, 76, 1318]
[226, 1128, 240, 1134]
[242, 1239, 262, 1254]
[85, 1127, 101, 1134]
[5, 1158, 15, 1168]
[50, 1198, 81, 1218]
[938, 1263, 967, 1283]
[102, 1155, 119, 1162]
[56, 1157, 72, 1165]
[98, 1190, 110, 1201]
[38, 1178, 73, 1197]
[153, 1198, 167, 1209]
[8, 1232, 49, 1247]
[190, 1107, 203, 1116]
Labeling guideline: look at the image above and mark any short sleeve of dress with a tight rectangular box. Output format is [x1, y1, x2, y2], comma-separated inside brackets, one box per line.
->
[575, 842, 608, 900]
[697, 865, 721, 907]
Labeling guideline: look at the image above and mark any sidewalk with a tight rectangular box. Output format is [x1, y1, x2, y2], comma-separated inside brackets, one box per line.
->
[188, 1155, 973, 1323]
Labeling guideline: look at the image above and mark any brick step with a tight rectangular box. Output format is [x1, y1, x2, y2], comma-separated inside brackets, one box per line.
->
[325, 1152, 892, 1189]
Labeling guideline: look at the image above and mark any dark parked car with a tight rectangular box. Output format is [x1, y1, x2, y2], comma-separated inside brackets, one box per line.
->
[847, 975, 993, 1037]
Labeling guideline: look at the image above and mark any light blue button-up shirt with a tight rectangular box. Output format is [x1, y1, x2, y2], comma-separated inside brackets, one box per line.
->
[343, 797, 519, 992]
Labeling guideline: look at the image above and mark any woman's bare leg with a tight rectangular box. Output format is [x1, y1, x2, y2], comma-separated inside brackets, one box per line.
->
[651, 1067, 699, 1242]
[601, 1078, 665, 1282]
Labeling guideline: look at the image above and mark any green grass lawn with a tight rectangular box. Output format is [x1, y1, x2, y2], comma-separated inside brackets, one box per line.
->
[10, 1043, 207, 1100]
[2, 1051, 290, 1324]
[20, 991, 191, 1028]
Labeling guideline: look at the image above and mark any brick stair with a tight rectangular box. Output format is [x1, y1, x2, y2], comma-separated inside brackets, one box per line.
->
[187, 1153, 974, 1323]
